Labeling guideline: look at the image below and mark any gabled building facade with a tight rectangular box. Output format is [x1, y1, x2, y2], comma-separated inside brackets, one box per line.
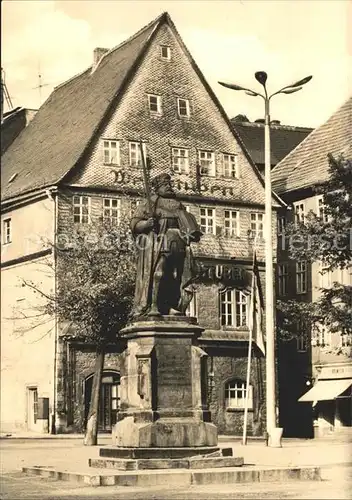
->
[272, 97, 352, 437]
[1, 13, 281, 436]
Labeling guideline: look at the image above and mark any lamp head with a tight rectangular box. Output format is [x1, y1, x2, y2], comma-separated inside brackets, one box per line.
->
[290, 75, 313, 88]
[218, 81, 246, 91]
[255, 71, 268, 86]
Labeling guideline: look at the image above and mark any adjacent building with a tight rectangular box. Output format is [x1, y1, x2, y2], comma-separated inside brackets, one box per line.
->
[272, 97, 352, 437]
[1, 107, 38, 155]
[1, 13, 282, 436]
[232, 115, 312, 174]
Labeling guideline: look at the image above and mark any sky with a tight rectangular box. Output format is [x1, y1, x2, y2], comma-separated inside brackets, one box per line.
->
[1, 0, 351, 128]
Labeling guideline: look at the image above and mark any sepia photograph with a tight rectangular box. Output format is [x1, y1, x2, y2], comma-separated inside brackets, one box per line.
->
[1, 1, 351, 498]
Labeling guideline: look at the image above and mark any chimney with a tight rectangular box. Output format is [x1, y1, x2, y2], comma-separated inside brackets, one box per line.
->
[93, 48, 109, 70]
[271, 120, 281, 125]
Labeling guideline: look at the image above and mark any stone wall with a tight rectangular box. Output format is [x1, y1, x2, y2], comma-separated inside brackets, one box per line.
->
[55, 340, 124, 432]
[205, 347, 266, 436]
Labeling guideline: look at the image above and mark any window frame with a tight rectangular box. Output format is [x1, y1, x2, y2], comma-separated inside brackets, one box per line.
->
[294, 202, 305, 225]
[147, 94, 162, 115]
[3, 218, 12, 244]
[340, 333, 352, 347]
[296, 260, 308, 294]
[220, 289, 248, 328]
[225, 379, 253, 410]
[199, 207, 216, 235]
[317, 196, 329, 223]
[277, 216, 286, 236]
[319, 261, 332, 289]
[103, 198, 121, 225]
[171, 147, 189, 174]
[160, 45, 171, 60]
[313, 324, 332, 347]
[278, 263, 288, 296]
[129, 141, 147, 167]
[103, 139, 120, 165]
[198, 150, 215, 177]
[249, 212, 264, 239]
[224, 210, 240, 237]
[73, 195, 91, 224]
[222, 153, 238, 179]
[177, 98, 190, 118]
[296, 334, 307, 352]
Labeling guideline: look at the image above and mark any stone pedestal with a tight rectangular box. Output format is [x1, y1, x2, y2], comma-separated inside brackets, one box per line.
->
[111, 316, 217, 451]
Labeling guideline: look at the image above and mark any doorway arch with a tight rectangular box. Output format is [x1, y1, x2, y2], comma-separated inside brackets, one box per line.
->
[84, 370, 120, 432]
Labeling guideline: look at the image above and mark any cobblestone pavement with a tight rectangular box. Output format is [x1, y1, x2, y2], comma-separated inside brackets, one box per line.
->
[1, 437, 351, 499]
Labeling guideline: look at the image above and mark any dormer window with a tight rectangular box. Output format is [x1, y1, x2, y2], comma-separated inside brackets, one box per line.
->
[103, 140, 120, 165]
[147, 94, 162, 115]
[160, 45, 171, 60]
[177, 98, 190, 118]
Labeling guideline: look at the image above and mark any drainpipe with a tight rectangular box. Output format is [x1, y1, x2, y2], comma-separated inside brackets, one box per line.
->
[46, 187, 58, 433]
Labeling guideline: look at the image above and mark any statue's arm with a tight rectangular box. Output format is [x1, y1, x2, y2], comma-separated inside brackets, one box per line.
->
[130, 200, 158, 236]
[132, 217, 155, 235]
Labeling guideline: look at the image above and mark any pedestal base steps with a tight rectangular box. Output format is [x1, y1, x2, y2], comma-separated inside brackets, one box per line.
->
[89, 446, 242, 470]
[22, 464, 322, 487]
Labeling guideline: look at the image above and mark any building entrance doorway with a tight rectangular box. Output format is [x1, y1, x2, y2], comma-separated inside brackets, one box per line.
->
[27, 387, 38, 431]
[84, 371, 120, 432]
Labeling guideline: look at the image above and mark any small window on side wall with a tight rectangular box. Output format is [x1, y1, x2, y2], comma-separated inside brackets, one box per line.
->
[103, 140, 119, 165]
[3, 218, 12, 244]
[160, 45, 171, 60]
[148, 94, 162, 115]
[177, 98, 190, 118]
[73, 196, 90, 224]
[225, 380, 253, 410]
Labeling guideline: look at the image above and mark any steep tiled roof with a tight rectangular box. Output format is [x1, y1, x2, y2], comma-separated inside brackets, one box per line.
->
[1, 107, 37, 155]
[1, 12, 283, 209]
[1, 13, 163, 201]
[271, 97, 352, 194]
[232, 121, 312, 168]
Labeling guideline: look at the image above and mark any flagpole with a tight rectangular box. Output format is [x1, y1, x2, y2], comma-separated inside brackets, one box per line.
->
[243, 310, 253, 446]
[243, 251, 256, 446]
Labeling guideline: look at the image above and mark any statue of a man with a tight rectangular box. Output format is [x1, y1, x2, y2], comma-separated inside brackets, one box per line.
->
[130, 173, 202, 317]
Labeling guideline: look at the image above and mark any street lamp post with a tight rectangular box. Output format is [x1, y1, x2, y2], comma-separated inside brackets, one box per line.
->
[219, 72, 312, 447]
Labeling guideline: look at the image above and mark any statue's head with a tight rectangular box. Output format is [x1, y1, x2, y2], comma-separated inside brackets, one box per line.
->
[151, 173, 175, 198]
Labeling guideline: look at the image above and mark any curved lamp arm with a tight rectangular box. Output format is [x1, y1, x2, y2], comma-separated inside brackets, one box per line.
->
[218, 81, 265, 100]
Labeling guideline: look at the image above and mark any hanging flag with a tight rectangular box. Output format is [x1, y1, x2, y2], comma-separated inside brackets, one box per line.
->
[248, 251, 265, 355]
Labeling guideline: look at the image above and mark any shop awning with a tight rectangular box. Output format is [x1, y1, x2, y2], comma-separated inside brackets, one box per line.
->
[299, 379, 352, 402]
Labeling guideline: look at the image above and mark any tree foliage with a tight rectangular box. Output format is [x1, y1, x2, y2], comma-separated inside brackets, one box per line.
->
[48, 218, 137, 342]
[18, 217, 136, 343]
[278, 154, 352, 342]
